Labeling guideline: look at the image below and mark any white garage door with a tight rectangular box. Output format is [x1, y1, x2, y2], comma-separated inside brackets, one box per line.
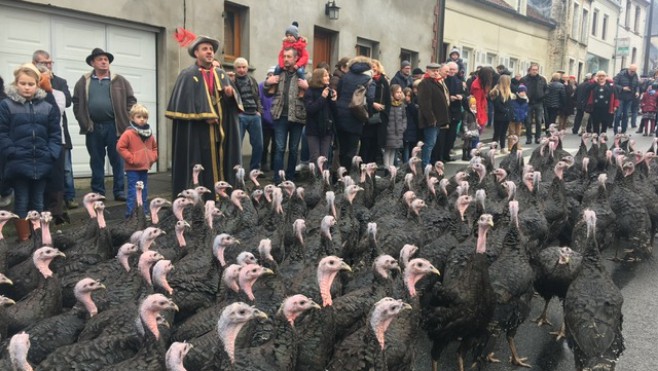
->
[0, 6, 157, 177]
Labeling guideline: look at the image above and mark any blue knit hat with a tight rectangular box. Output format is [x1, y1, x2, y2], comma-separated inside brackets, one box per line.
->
[518, 84, 527, 93]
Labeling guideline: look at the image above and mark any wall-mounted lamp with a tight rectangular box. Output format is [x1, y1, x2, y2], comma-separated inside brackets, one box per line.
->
[325, 0, 340, 20]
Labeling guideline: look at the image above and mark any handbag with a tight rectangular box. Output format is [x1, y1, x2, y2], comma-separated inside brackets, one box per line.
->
[366, 80, 386, 125]
[349, 79, 372, 123]
[368, 112, 382, 125]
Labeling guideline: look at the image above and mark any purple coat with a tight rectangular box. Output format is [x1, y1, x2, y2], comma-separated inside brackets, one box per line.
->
[258, 81, 274, 128]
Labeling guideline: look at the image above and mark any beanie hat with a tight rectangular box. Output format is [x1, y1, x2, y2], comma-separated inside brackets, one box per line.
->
[285, 22, 299, 39]
[517, 84, 527, 93]
[401, 60, 411, 68]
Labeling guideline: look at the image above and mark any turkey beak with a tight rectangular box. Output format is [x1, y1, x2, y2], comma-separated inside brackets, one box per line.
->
[57, 251, 67, 258]
[431, 266, 441, 276]
[8, 213, 18, 219]
[0, 277, 12, 286]
[253, 309, 268, 320]
[262, 268, 274, 276]
[487, 220, 494, 228]
[402, 303, 413, 310]
[169, 301, 180, 312]
[310, 301, 321, 310]
[340, 262, 352, 272]
[184, 221, 191, 229]
[97, 282, 106, 289]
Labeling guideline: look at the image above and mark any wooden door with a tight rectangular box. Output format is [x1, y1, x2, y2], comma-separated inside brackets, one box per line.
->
[313, 28, 333, 68]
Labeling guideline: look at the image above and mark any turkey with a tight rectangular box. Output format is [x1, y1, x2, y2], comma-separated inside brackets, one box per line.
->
[327, 298, 412, 371]
[564, 209, 625, 371]
[480, 201, 535, 367]
[420, 214, 495, 371]
[5, 247, 66, 336]
[0, 332, 32, 371]
[0, 211, 18, 273]
[9, 278, 105, 364]
[228, 295, 321, 371]
[165, 341, 193, 371]
[212, 302, 268, 369]
[38, 294, 177, 371]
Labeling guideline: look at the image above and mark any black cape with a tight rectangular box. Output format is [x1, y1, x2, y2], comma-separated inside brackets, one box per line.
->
[166, 64, 242, 198]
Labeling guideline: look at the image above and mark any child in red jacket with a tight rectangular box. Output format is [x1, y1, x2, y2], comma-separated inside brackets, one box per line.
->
[638, 83, 658, 136]
[274, 22, 309, 80]
[117, 104, 158, 219]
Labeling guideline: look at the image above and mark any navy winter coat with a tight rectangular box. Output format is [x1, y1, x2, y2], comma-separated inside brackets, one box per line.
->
[0, 86, 61, 180]
[336, 62, 375, 135]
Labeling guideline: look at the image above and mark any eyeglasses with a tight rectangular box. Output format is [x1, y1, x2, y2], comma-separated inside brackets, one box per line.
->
[37, 61, 54, 65]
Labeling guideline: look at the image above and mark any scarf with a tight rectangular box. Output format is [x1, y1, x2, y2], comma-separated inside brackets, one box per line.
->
[130, 122, 152, 139]
[423, 73, 445, 84]
[391, 100, 402, 107]
[373, 73, 382, 81]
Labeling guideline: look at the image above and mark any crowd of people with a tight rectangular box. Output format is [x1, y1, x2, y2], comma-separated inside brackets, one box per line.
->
[3, 22, 658, 240]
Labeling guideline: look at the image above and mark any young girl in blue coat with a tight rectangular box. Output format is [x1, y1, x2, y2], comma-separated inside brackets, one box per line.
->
[0, 64, 61, 240]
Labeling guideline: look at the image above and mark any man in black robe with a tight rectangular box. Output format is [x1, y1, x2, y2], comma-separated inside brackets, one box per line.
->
[166, 36, 242, 199]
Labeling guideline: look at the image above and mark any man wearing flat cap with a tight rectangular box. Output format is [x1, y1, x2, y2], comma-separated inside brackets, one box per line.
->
[73, 47, 135, 201]
[166, 35, 241, 198]
[417, 62, 450, 167]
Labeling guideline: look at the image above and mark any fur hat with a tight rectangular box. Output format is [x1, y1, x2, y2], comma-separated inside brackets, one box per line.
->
[85, 48, 114, 66]
[187, 36, 220, 58]
[285, 22, 299, 39]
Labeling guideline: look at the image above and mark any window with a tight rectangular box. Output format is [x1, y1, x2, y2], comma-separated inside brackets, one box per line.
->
[581, 9, 589, 43]
[578, 61, 584, 80]
[462, 47, 473, 75]
[400, 49, 419, 69]
[626, 0, 631, 27]
[509, 57, 519, 75]
[635, 6, 641, 33]
[632, 47, 637, 64]
[223, 3, 247, 63]
[569, 58, 575, 75]
[592, 9, 598, 37]
[602, 15, 608, 40]
[486, 53, 497, 66]
[572, 3, 580, 39]
[356, 37, 379, 58]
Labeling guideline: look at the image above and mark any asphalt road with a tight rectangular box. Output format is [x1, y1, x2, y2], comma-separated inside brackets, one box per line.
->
[413, 130, 658, 371]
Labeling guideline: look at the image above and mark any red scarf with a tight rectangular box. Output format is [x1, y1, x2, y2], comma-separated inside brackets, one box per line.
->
[423, 73, 445, 84]
[373, 73, 382, 81]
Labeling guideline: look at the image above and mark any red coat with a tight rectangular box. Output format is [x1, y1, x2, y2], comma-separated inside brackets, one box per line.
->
[278, 37, 309, 70]
[585, 79, 619, 114]
[640, 87, 658, 113]
[117, 128, 158, 171]
[470, 77, 488, 127]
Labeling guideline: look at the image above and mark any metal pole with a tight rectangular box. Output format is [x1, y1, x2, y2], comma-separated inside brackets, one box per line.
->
[644, 0, 655, 75]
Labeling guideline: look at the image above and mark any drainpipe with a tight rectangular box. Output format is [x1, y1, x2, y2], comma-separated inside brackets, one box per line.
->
[434, 0, 446, 62]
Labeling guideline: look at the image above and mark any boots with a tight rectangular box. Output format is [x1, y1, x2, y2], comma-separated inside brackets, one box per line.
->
[462, 148, 470, 161]
[14, 219, 30, 242]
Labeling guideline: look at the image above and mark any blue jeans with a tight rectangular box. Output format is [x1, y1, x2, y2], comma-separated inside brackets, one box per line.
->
[63, 149, 75, 200]
[85, 121, 124, 198]
[273, 117, 303, 182]
[614, 99, 634, 133]
[13, 178, 47, 218]
[422, 127, 439, 167]
[125, 170, 149, 218]
[239, 114, 264, 170]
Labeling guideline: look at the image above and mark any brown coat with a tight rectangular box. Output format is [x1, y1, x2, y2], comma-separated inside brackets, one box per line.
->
[117, 128, 158, 171]
[417, 77, 450, 129]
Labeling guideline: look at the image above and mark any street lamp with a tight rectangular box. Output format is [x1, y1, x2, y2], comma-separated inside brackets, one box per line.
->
[325, 0, 340, 20]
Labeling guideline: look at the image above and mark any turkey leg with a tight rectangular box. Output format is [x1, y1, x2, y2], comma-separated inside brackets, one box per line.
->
[549, 321, 566, 340]
[533, 299, 553, 327]
[507, 335, 531, 368]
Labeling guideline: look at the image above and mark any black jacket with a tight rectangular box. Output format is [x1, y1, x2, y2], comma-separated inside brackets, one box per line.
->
[613, 69, 639, 101]
[304, 87, 336, 137]
[575, 80, 591, 110]
[521, 74, 548, 104]
[491, 93, 514, 122]
[51, 74, 72, 149]
[391, 71, 414, 90]
[445, 75, 465, 117]
[544, 81, 566, 109]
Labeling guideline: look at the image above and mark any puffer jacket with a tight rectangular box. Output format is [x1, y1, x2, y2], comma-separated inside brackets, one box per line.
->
[511, 95, 529, 122]
[544, 81, 566, 109]
[0, 85, 61, 179]
[116, 125, 158, 171]
[385, 103, 406, 149]
[614, 69, 639, 101]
